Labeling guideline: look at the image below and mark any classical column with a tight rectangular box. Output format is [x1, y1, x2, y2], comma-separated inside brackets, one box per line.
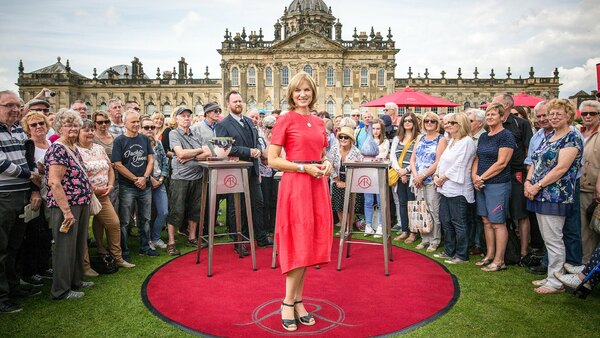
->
[256, 63, 265, 108]
[239, 64, 248, 102]
[273, 64, 281, 108]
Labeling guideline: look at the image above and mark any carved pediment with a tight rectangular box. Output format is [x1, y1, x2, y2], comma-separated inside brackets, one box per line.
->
[273, 31, 343, 51]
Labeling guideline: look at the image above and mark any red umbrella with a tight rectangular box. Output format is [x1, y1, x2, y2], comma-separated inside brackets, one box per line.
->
[479, 93, 545, 109]
[361, 87, 460, 108]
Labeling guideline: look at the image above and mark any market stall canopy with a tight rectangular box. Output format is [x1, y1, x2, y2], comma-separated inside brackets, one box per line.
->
[479, 93, 545, 108]
[361, 87, 460, 108]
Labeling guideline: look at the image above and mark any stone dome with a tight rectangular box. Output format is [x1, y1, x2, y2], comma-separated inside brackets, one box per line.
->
[287, 0, 330, 14]
[98, 65, 149, 80]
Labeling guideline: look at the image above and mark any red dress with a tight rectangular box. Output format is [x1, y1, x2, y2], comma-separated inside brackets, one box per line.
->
[270, 111, 333, 274]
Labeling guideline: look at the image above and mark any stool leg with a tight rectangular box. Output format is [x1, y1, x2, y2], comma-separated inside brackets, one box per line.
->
[234, 193, 243, 259]
[346, 193, 356, 258]
[378, 168, 390, 276]
[337, 168, 354, 271]
[196, 172, 208, 264]
[242, 170, 257, 271]
[207, 169, 218, 277]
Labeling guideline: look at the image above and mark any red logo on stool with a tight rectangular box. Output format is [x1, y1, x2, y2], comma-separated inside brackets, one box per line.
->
[358, 175, 371, 189]
[224, 175, 238, 188]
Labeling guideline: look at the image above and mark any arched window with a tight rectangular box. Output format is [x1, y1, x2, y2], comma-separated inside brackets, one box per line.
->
[146, 102, 155, 115]
[195, 102, 204, 115]
[99, 102, 107, 111]
[163, 102, 171, 116]
[360, 67, 368, 86]
[343, 100, 352, 116]
[326, 67, 334, 86]
[280, 99, 288, 112]
[326, 98, 335, 116]
[248, 67, 256, 86]
[231, 67, 239, 86]
[343, 67, 351, 86]
[303, 65, 313, 76]
[265, 67, 273, 86]
[378, 69, 385, 87]
[281, 66, 289, 86]
[264, 101, 273, 114]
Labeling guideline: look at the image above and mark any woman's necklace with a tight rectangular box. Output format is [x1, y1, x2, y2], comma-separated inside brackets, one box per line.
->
[300, 113, 312, 127]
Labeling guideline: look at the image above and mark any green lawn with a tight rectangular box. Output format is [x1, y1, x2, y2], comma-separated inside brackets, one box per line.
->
[4, 225, 600, 337]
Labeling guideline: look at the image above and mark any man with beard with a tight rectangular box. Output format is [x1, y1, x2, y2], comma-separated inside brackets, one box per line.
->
[215, 91, 273, 256]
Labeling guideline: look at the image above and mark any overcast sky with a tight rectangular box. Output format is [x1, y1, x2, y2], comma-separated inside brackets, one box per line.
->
[1, 0, 598, 98]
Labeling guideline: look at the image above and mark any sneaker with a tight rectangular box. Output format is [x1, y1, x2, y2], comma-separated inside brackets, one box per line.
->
[139, 249, 160, 257]
[79, 281, 94, 288]
[167, 244, 180, 256]
[21, 275, 45, 287]
[373, 225, 383, 238]
[391, 224, 402, 232]
[564, 263, 585, 274]
[39, 269, 53, 279]
[364, 224, 375, 236]
[116, 260, 136, 268]
[84, 269, 99, 277]
[64, 290, 85, 300]
[0, 301, 22, 313]
[148, 241, 156, 251]
[9, 288, 42, 298]
[153, 239, 167, 249]
[445, 257, 469, 264]
[426, 244, 439, 252]
[555, 272, 584, 289]
[434, 252, 452, 259]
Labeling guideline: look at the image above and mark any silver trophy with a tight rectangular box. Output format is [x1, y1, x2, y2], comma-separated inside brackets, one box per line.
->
[207, 137, 235, 160]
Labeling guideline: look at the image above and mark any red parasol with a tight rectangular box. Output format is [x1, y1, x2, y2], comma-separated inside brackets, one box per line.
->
[361, 87, 460, 108]
[479, 93, 545, 109]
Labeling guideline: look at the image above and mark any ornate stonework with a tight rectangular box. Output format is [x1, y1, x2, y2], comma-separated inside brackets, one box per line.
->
[16, 0, 559, 116]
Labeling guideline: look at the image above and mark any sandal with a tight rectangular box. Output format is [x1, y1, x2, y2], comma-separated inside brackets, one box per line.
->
[481, 262, 507, 272]
[294, 300, 316, 326]
[532, 278, 547, 287]
[396, 231, 409, 240]
[533, 285, 564, 295]
[475, 257, 493, 266]
[404, 233, 418, 244]
[281, 302, 298, 331]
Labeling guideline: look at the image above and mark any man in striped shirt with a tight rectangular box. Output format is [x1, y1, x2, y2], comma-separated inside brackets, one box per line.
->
[0, 90, 42, 313]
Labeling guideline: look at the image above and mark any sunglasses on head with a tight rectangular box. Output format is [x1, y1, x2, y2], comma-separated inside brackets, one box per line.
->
[142, 125, 156, 130]
[581, 111, 598, 117]
[338, 135, 351, 140]
[423, 119, 437, 124]
[28, 121, 46, 128]
[95, 120, 111, 125]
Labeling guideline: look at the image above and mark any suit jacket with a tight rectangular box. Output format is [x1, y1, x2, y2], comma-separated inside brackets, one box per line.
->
[215, 114, 260, 176]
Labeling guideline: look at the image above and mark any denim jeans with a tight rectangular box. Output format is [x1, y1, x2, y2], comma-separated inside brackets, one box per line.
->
[119, 184, 152, 257]
[395, 180, 415, 233]
[151, 184, 168, 242]
[440, 195, 469, 260]
[364, 193, 381, 226]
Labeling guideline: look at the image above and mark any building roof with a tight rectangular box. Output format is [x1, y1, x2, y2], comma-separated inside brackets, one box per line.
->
[287, 0, 330, 14]
[30, 57, 87, 78]
[98, 64, 150, 80]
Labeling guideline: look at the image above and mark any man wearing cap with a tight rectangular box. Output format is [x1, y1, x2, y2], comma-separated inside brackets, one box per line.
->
[107, 98, 125, 136]
[164, 106, 212, 256]
[216, 91, 273, 255]
[383, 102, 400, 127]
[380, 114, 396, 141]
[0, 90, 43, 313]
[111, 109, 156, 260]
[191, 102, 221, 143]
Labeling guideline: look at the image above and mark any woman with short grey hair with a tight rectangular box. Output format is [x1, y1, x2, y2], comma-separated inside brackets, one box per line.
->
[45, 110, 94, 300]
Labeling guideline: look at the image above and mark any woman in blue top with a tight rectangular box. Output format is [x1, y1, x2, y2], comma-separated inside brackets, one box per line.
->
[525, 99, 583, 294]
[471, 103, 516, 272]
[407, 112, 447, 249]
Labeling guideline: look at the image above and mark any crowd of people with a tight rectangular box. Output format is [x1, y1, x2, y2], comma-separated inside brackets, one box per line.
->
[1, 84, 599, 315]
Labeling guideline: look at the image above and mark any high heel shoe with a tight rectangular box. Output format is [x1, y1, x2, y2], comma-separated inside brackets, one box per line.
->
[281, 302, 298, 331]
[294, 300, 316, 326]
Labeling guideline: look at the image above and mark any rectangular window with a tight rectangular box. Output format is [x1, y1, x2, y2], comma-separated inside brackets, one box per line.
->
[360, 67, 368, 86]
[343, 68, 351, 86]
[378, 69, 385, 87]
[282, 67, 289, 86]
[326, 67, 334, 86]
[265, 67, 273, 86]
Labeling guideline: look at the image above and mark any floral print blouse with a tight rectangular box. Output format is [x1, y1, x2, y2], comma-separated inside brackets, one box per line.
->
[414, 134, 442, 185]
[77, 143, 110, 188]
[328, 144, 364, 179]
[44, 143, 93, 207]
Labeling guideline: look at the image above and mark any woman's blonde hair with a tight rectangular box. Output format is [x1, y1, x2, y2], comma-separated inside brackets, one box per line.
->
[421, 111, 441, 132]
[447, 112, 471, 139]
[21, 111, 49, 136]
[546, 99, 576, 124]
[286, 71, 318, 111]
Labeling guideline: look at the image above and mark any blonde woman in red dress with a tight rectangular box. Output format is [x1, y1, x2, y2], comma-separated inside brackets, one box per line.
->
[268, 71, 334, 332]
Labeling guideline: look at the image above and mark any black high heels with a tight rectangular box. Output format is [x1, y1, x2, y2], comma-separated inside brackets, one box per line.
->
[294, 300, 316, 326]
[281, 302, 298, 331]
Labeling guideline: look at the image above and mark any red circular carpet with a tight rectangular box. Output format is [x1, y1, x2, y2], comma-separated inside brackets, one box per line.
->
[142, 239, 459, 337]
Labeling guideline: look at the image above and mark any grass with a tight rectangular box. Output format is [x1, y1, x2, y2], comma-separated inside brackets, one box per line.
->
[3, 221, 600, 337]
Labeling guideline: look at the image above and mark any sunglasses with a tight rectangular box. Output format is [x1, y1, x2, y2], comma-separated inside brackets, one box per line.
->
[142, 125, 156, 130]
[265, 126, 273, 129]
[423, 119, 437, 124]
[351, 114, 360, 117]
[338, 135, 351, 140]
[403, 119, 414, 123]
[29, 121, 46, 128]
[581, 111, 598, 117]
[447, 121, 459, 126]
[95, 120, 111, 125]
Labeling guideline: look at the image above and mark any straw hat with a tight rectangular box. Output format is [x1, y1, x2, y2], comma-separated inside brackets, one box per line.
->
[337, 126, 356, 142]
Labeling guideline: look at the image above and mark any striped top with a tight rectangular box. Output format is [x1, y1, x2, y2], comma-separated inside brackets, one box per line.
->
[390, 136, 415, 173]
[0, 123, 31, 192]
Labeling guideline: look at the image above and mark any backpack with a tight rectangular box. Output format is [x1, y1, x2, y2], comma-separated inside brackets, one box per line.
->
[504, 220, 521, 265]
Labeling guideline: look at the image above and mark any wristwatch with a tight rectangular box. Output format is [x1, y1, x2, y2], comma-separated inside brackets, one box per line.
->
[144, 176, 150, 181]
[537, 182, 543, 188]
[297, 164, 305, 173]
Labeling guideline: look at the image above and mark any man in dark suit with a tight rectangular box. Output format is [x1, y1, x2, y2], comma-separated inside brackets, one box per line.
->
[215, 91, 273, 255]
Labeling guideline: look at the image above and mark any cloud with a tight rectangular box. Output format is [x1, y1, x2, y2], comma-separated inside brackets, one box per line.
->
[172, 11, 202, 38]
[105, 6, 120, 26]
[558, 58, 600, 97]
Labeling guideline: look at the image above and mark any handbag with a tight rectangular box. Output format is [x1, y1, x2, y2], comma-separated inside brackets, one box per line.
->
[360, 124, 380, 157]
[56, 141, 103, 215]
[388, 139, 414, 187]
[90, 254, 119, 274]
[407, 189, 433, 234]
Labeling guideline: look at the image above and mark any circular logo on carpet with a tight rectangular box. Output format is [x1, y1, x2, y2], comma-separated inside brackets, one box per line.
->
[236, 297, 355, 335]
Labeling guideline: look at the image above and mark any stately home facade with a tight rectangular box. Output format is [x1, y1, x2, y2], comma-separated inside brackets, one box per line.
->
[17, 0, 560, 116]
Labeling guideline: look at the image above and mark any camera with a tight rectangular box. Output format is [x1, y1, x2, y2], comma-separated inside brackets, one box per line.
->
[45, 90, 56, 98]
